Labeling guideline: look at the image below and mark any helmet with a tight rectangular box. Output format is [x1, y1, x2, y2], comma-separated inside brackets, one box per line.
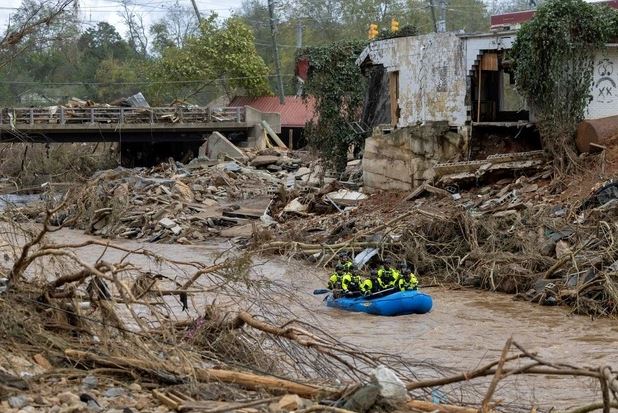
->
[335, 263, 344, 271]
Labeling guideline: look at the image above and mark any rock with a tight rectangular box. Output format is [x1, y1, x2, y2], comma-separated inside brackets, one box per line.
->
[555, 240, 571, 258]
[347, 159, 362, 167]
[277, 394, 303, 411]
[32, 353, 52, 370]
[267, 164, 282, 172]
[540, 240, 556, 257]
[295, 167, 311, 178]
[343, 384, 380, 413]
[82, 375, 98, 388]
[173, 181, 194, 202]
[250, 155, 280, 167]
[372, 365, 408, 402]
[191, 184, 205, 192]
[58, 392, 81, 406]
[325, 189, 368, 207]
[17, 407, 36, 413]
[8, 396, 28, 409]
[104, 387, 126, 398]
[128, 383, 142, 392]
[170, 225, 182, 235]
[282, 198, 308, 215]
[158, 218, 177, 229]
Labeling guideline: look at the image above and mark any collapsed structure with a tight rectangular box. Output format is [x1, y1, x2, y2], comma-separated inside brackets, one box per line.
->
[358, 29, 618, 191]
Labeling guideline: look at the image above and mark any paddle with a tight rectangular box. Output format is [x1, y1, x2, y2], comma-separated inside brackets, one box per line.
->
[313, 288, 331, 295]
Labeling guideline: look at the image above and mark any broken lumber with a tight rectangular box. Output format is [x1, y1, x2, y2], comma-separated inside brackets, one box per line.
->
[406, 400, 479, 413]
[261, 120, 288, 149]
[64, 349, 327, 398]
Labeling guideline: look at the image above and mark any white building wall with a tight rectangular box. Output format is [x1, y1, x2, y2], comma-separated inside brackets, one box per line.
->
[587, 47, 618, 119]
[358, 33, 468, 127]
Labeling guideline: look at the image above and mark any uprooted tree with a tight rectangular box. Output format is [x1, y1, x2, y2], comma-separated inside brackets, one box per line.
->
[511, 0, 618, 173]
[299, 41, 368, 172]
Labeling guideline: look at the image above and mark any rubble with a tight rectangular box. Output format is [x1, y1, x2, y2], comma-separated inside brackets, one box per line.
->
[261, 145, 618, 316]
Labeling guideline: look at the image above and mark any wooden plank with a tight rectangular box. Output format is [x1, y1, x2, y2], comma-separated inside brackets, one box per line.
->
[480, 52, 498, 71]
[261, 120, 288, 149]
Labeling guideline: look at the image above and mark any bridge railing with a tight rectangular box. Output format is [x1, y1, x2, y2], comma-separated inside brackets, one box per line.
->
[0, 106, 246, 126]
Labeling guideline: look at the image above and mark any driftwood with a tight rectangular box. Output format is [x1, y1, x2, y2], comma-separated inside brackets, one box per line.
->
[64, 349, 329, 398]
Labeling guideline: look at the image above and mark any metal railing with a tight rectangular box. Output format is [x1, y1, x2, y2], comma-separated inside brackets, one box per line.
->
[0, 106, 246, 126]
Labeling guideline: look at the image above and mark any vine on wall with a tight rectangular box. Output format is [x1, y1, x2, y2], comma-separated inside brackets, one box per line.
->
[511, 0, 618, 172]
[298, 41, 367, 171]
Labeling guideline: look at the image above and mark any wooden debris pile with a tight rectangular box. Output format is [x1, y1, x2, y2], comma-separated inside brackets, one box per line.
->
[45, 160, 293, 243]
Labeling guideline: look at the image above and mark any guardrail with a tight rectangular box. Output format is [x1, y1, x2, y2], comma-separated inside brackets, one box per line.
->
[0, 106, 246, 126]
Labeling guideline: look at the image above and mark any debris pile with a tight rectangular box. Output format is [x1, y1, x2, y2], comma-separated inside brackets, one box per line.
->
[263, 150, 618, 316]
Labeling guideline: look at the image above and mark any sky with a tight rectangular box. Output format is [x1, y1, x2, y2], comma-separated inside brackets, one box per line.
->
[0, 0, 611, 39]
[0, 0, 245, 36]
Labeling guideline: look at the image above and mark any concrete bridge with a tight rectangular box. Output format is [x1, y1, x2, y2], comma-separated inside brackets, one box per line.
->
[0, 105, 281, 166]
[0, 105, 279, 144]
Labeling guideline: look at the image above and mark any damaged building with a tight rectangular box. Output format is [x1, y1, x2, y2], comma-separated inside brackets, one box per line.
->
[358, 29, 618, 191]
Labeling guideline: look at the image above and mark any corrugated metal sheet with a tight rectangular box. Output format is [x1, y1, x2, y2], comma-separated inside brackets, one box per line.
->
[229, 96, 316, 128]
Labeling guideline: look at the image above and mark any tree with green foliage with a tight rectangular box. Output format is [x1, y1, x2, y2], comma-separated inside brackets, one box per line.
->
[299, 41, 367, 171]
[511, 0, 618, 172]
[145, 15, 271, 104]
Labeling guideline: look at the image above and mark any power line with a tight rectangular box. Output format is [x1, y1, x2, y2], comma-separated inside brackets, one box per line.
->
[0, 74, 295, 86]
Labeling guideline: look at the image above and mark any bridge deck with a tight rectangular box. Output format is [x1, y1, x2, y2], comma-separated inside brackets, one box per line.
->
[0, 106, 254, 142]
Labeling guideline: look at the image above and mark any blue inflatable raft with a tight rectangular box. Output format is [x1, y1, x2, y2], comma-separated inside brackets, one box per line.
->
[326, 289, 433, 316]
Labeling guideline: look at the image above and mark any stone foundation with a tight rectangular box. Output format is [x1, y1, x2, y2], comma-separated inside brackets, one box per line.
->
[362, 123, 468, 192]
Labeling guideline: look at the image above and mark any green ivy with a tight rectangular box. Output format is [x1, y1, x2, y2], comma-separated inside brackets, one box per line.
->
[511, 0, 618, 172]
[298, 40, 368, 172]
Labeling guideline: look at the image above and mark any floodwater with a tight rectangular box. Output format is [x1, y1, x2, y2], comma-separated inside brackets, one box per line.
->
[43, 229, 617, 410]
[0, 193, 43, 210]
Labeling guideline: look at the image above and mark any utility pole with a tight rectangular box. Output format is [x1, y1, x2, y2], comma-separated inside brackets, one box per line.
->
[295, 23, 303, 96]
[190, 0, 202, 23]
[438, 0, 446, 33]
[268, 0, 286, 104]
[296, 23, 303, 49]
[428, 0, 438, 32]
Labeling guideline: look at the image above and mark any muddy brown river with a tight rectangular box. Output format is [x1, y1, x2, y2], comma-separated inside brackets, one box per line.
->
[47, 229, 617, 411]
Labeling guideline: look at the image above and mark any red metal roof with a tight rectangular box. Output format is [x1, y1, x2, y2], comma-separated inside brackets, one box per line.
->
[229, 96, 316, 128]
[491, 0, 618, 28]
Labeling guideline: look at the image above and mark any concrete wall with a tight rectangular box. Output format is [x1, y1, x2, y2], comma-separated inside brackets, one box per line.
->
[245, 107, 281, 147]
[587, 46, 618, 120]
[358, 33, 468, 127]
[363, 123, 466, 192]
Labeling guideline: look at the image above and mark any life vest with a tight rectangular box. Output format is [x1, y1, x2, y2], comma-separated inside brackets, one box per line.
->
[360, 278, 374, 295]
[328, 273, 341, 290]
[341, 273, 361, 292]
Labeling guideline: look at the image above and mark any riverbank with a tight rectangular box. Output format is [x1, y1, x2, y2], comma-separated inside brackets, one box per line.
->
[0, 224, 616, 412]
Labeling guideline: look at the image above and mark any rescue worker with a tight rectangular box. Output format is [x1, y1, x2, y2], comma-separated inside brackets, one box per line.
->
[360, 269, 378, 296]
[376, 264, 392, 290]
[388, 264, 402, 288]
[397, 264, 419, 291]
[340, 253, 354, 272]
[341, 271, 362, 294]
[327, 263, 344, 290]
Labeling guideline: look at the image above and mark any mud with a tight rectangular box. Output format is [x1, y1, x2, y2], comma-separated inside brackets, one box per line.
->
[46, 228, 618, 410]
